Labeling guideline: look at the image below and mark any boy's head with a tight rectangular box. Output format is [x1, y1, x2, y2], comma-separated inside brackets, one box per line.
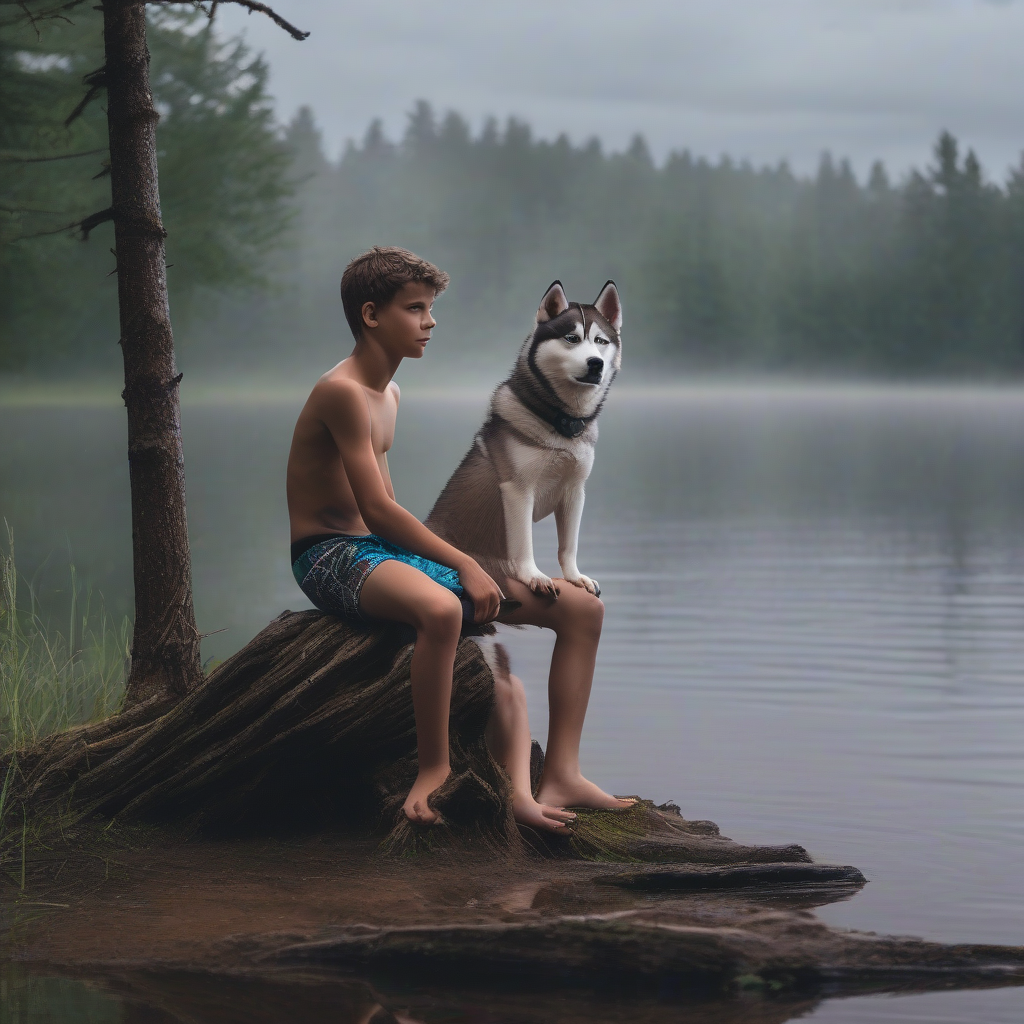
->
[340, 246, 450, 341]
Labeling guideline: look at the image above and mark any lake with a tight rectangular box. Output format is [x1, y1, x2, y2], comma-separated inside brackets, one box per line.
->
[2, 379, 1023, 1022]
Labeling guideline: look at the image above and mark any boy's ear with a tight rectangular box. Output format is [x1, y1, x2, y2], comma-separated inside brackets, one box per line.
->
[536, 281, 569, 323]
[361, 300, 378, 330]
[593, 281, 622, 333]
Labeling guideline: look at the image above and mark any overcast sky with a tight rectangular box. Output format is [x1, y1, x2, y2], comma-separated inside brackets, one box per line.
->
[216, 0, 1024, 181]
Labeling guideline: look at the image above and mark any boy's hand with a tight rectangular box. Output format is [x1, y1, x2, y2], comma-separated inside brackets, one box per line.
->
[458, 560, 503, 623]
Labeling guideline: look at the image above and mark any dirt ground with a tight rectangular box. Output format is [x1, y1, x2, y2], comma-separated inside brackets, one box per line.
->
[2, 829, 820, 969]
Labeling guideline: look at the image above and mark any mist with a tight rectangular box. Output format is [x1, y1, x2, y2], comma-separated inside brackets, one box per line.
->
[181, 106, 1024, 384]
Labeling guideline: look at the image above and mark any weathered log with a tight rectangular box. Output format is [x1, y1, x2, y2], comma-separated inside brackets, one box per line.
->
[264, 913, 1024, 990]
[5, 610, 819, 864]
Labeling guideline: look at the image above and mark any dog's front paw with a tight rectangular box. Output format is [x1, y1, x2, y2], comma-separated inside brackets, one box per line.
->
[566, 574, 601, 598]
[519, 570, 559, 600]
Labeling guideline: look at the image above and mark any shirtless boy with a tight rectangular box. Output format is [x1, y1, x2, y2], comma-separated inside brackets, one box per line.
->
[287, 246, 631, 828]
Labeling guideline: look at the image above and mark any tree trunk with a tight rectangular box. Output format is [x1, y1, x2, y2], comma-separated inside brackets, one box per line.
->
[103, 0, 201, 708]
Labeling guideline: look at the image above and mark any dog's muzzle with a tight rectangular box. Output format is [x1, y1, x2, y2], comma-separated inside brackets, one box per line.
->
[576, 356, 604, 385]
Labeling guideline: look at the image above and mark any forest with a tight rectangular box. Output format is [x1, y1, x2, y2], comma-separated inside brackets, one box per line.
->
[3, 6, 1024, 377]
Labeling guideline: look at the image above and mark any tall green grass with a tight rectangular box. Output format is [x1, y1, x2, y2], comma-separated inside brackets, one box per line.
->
[0, 525, 129, 756]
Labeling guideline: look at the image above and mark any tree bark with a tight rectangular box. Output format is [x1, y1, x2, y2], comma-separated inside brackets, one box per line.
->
[103, 0, 201, 708]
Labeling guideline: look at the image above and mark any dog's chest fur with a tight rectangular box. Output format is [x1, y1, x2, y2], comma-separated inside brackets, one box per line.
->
[425, 390, 598, 583]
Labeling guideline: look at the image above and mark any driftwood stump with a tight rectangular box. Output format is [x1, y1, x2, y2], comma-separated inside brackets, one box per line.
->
[4, 610, 816, 864]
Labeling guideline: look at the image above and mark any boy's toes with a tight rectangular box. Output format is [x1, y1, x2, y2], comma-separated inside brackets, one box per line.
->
[403, 798, 438, 825]
[513, 798, 573, 834]
[541, 805, 576, 823]
[529, 812, 567, 832]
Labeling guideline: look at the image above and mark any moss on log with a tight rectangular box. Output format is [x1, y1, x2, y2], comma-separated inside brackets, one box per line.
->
[5, 610, 819, 865]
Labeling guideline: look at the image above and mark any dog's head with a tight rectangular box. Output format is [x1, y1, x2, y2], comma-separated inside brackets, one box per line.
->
[519, 281, 622, 416]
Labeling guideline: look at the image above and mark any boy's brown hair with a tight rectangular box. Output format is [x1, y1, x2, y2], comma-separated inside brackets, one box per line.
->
[340, 246, 450, 340]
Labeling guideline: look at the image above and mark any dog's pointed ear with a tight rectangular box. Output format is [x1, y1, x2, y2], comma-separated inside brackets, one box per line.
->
[536, 281, 569, 323]
[594, 281, 622, 333]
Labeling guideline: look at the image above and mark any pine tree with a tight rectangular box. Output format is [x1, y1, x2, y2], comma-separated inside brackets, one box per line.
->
[1, 0, 307, 708]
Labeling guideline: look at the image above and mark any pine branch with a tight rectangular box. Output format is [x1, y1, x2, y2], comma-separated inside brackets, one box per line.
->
[18, 1, 43, 38]
[78, 206, 114, 239]
[149, 0, 308, 40]
[64, 66, 107, 128]
[228, 0, 309, 40]
[0, 0, 89, 29]
[6, 206, 114, 241]
[0, 202, 77, 215]
[0, 147, 107, 164]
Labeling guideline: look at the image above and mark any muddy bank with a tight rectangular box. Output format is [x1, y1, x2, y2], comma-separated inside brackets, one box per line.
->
[2, 816, 1022, 1013]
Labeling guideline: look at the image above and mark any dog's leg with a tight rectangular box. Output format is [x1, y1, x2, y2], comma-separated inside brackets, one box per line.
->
[555, 483, 600, 597]
[499, 480, 558, 598]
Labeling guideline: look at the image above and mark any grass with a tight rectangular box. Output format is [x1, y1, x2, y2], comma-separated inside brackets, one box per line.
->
[0, 523, 129, 757]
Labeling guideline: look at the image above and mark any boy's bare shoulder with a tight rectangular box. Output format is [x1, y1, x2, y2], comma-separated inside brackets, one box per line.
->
[305, 372, 369, 421]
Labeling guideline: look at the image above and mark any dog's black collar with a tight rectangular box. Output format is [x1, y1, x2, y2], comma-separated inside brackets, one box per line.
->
[509, 381, 594, 438]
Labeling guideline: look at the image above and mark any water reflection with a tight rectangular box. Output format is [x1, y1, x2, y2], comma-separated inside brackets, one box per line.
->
[2, 964, 1021, 1023]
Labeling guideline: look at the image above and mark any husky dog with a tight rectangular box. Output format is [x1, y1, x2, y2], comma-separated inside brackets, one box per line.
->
[426, 280, 622, 600]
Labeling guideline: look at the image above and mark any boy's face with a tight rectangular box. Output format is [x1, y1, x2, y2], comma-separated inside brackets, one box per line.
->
[361, 281, 437, 359]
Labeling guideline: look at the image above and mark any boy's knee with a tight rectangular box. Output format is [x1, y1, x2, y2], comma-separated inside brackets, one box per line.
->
[418, 591, 463, 638]
[561, 590, 604, 638]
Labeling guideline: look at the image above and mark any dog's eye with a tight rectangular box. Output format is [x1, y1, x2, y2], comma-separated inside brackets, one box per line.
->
[564, 334, 581, 344]
[595, 337, 609, 345]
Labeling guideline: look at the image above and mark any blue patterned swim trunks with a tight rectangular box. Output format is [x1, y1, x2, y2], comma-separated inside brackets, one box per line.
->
[291, 533, 464, 620]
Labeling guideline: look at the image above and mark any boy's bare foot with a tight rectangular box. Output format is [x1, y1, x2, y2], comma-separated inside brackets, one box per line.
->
[536, 774, 637, 811]
[403, 764, 451, 824]
[512, 793, 576, 833]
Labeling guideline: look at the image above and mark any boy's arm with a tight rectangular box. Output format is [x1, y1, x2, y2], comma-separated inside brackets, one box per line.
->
[321, 379, 502, 621]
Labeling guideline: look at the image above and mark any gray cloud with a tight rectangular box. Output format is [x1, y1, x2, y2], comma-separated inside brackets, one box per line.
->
[216, 0, 1024, 179]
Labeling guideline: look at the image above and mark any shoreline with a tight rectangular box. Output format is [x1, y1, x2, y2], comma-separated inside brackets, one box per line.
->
[9, 374, 1024, 410]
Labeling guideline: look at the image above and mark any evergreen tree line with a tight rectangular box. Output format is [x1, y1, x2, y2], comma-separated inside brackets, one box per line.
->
[4, 2, 1024, 377]
[271, 102, 1024, 376]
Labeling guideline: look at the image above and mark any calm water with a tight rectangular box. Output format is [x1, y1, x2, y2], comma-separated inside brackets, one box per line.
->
[2, 381, 1023, 1022]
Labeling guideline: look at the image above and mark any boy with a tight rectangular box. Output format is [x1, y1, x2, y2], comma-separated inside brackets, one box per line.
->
[287, 246, 630, 827]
